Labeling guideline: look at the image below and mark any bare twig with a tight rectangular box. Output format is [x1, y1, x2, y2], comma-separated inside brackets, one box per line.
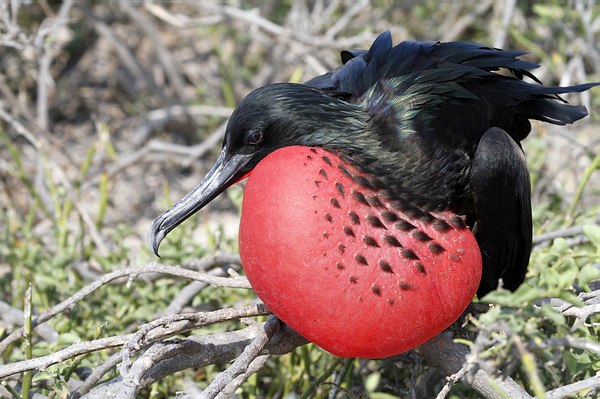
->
[83, 322, 307, 398]
[545, 374, 600, 399]
[544, 337, 600, 356]
[442, 1, 494, 42]
[34, 0, 74, 130]
[80, 120, 228, 194]
[131, 104, 232, 145]
[435, 361, 471, 399]
[213, 355, 270, 399]
[416, 334, 533, 399]
[532, 224, 595, 246]
[199, 3, 372, 49]
[70, 352, 123, 398]
[0, 305, 270, 380]
[0, 300, 57, 344]
[79, 4, 167, 102]
[200, 316, 281, 399]
[549, 289, 600, 330]
[0, 259, 251, 354]
[322, 0, 368, 41]
[0, 335, 129, 379]
[157, 268, 230, 317]
[119, 0, 188, 104]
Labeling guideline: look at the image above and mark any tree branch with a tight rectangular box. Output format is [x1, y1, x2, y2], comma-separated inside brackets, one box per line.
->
[0, 258, 250, 355]
[0, 305, 270, 380]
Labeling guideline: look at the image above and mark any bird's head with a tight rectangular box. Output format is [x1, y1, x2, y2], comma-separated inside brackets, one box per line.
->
[148, 83, 368, 255]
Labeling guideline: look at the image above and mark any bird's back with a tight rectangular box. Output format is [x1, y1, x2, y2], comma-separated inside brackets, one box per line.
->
[306, 31, 596, 148]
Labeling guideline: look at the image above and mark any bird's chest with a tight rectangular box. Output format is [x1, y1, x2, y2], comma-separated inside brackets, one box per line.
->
[381, 138, 474, 212]
[238, 145, 481, 358]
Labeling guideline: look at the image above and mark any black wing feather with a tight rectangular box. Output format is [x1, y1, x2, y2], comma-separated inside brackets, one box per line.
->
[307, 31, 598, 141]
[470, 128, 532, 296]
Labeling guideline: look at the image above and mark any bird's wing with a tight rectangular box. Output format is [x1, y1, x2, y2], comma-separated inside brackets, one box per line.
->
[469, 127, 532, 296]
[306, 31, 598, 144]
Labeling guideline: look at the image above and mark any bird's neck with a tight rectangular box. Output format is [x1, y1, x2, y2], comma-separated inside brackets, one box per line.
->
[315, 122, 472, 215]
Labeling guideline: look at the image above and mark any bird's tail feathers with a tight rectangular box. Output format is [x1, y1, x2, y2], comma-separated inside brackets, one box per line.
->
[519, 82, 599, 125]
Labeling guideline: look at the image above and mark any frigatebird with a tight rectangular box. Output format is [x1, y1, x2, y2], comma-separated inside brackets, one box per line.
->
[147, 31, 597, 357]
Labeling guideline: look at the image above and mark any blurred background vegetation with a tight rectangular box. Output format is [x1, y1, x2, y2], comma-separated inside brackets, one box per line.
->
[0, 1, 599, 398]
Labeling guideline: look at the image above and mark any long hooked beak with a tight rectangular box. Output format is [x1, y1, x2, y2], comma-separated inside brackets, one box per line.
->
[148, 149, 253, 256]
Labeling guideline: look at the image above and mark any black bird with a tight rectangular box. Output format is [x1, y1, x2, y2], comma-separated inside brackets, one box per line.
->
[149, 31, 598, 297]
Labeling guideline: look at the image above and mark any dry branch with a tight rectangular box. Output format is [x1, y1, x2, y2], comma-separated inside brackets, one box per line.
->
[0, 259, 250, 355]
[0, 305, 270, 380]
[0, 301, 57, 344]
[545, 375, 600, 399]
[198, 316, 281, 399]
[1, 265, 598, 397]
[78, 322, 307, 398]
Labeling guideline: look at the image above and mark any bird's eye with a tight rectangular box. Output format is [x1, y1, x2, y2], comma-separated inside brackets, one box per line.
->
[246, 129, 264, 146]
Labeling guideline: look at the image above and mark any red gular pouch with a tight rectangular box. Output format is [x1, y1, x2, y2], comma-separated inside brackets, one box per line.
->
[239, 145, 482, 358]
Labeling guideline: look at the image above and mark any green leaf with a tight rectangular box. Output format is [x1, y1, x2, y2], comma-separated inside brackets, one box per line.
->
[478, 304, 502, 325]
[369, 393, 401, 399]
[557, 291, 584, 307]
[540, 303, 566, 326]
[578, 264, 600, 287]
[583, 224, 600, 249]
[365, 372, 381, 393]
[509, 285, 546, 306]
[481, 289, 514, 306]
[552, 238, 569, 253]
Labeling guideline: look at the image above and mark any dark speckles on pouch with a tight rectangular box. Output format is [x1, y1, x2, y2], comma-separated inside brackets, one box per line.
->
[343, 226, 355, 237]
[349, 211, 360, 225]
[314, 180, 321, 188]
[383, 234, 402, 248]
[330, 198, 341, 209]
[402, 248, 420, 260]
[310, 148, 318, 154]
[355, 176, 375, 190]
[432, 219, 452, 232]
[363, 236, 379, 247]
[322, 155, 332, 167]
[450, 215, 467, 230]
[336, 182, 345, 197]
[428, 242, 446, 254]
[306, 154, 313, 161]
[378, 260, 394, 273]
[404, 206, 426, 220]
[449, 254, 461, 262]
[381, 211, 399, 222]
[355, 253, 368, 265]
[415, 262, 427, 275]
[368, 196, 384, 208]
[325, 213, 333, 223]
[319, 169, 328, 179]
[387, 298, 395, 305]
[338, 164, 353, 179]
[336, 262, 345, 270]
[412, 231, 432, 242]
[352, 191, 370, 207]
[338, 243, 346, 254]
[371, 284, 382, 296]
[399, 281, 414, 290]
[366, 215, 386, 229]
[349, 275, 358, 284]
[421, 213, 435, 223]
[395, 220, 416, 231]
